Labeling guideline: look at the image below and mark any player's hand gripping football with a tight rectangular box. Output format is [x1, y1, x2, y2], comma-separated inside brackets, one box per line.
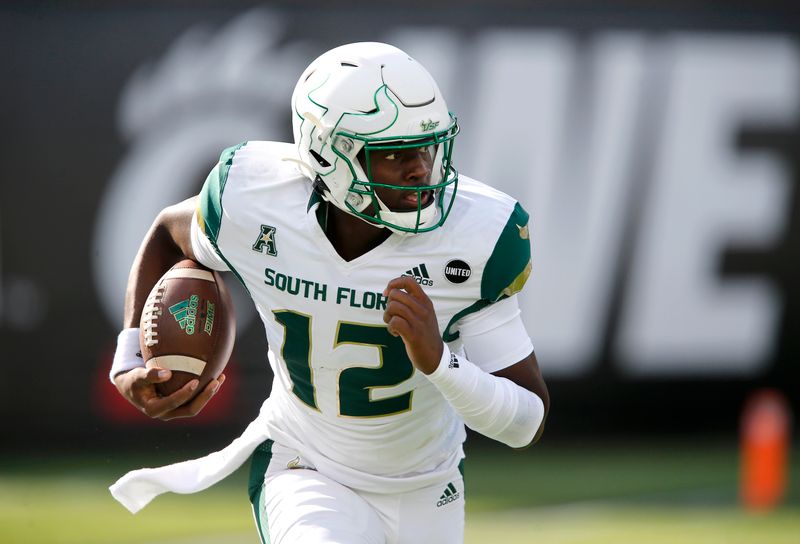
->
[113, 367, 225, 421]
[383, 276, 444, 375]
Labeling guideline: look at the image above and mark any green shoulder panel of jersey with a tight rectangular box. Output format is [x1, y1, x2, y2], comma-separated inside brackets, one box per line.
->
[443, 201, 532, 342]
[195, 142, 251, 294]
[482, 201, 532, 302]
[197, 142, 248, 246]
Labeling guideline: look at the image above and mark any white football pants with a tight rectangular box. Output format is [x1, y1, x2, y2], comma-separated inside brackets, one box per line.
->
[249, 441, 465, 544]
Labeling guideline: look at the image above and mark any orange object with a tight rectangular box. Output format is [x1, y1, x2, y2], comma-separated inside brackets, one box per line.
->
[740, 389, 791, 511]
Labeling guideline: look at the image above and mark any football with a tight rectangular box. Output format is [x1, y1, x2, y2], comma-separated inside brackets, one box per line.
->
[139, 259, 235, 399]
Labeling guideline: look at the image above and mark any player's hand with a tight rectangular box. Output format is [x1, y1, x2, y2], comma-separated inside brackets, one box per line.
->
[113, 367, 225, 421]
[383, 276, 444, 374]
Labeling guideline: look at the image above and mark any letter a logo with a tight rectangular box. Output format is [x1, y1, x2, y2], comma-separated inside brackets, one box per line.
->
[252, 224, 278, 256]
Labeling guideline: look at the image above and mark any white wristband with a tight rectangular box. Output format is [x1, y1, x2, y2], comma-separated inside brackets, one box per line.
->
[109, 328, 145, 384]
[426, 344, 545, 448]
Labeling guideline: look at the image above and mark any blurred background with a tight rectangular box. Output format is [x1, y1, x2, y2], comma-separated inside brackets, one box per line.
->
[1, 1, 798, 542]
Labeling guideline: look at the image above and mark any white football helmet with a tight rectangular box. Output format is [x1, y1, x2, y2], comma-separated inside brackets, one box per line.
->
[291, 42, 459, 234]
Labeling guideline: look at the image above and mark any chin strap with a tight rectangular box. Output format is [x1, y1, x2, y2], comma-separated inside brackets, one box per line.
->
[280, 156, 317, 180]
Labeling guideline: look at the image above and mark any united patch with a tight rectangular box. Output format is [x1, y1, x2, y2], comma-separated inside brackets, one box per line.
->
[444, 260, 471, 284]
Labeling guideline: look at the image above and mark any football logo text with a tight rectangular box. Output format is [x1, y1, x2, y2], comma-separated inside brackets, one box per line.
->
[169, 295, 199, 335]
[204, 301, 215, 335]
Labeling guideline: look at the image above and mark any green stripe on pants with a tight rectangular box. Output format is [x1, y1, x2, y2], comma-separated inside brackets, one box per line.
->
[249, 440, 274, 544]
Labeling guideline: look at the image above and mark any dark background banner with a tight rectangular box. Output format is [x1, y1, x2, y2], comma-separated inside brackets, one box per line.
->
[2, 1, 798, 449]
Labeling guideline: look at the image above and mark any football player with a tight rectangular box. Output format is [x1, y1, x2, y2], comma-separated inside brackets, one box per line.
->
[109, 42, 549, 544]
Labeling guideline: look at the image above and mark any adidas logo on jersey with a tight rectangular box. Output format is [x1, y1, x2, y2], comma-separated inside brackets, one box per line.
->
[448, 353, 459, 369]
[402, 263, 433, 286]
[437, 482, 460, 507]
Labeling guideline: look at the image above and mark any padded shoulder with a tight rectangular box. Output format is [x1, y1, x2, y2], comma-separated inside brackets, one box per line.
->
[437, 177, 533, 342]
[481, 201, 532, 302]
[197, 141, 301, 245]
[197, 143, 247, 245]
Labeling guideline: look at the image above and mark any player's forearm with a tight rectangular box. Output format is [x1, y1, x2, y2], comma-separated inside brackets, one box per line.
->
[123, 200, 196, 327]
[425, 345, 546, 449]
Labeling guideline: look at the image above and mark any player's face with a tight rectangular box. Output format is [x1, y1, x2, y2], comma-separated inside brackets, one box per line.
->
[361, 144, 436, 212]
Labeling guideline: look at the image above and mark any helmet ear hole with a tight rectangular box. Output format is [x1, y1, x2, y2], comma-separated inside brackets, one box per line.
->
[309, 149, 331, 168]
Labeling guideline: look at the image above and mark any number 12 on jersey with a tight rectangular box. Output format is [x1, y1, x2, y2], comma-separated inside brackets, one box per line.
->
[272, 310, 415, 418]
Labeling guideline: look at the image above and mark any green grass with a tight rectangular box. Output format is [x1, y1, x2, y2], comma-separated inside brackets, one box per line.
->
[467, 506, 800, 544]
[1, 442, 797, 543]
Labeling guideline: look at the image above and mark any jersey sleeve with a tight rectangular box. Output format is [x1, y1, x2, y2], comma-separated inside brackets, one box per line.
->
[481, 201, 532, 302]
[191, 205, 227, 271]
[458, 295, 534, 373]
[193, 143, 247, 271]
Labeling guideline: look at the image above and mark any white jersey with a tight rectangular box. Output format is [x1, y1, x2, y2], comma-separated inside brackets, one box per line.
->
[192, 141, 532, 494]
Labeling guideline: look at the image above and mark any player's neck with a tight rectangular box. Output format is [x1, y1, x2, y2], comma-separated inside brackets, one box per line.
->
[322, 203, 392, 262]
